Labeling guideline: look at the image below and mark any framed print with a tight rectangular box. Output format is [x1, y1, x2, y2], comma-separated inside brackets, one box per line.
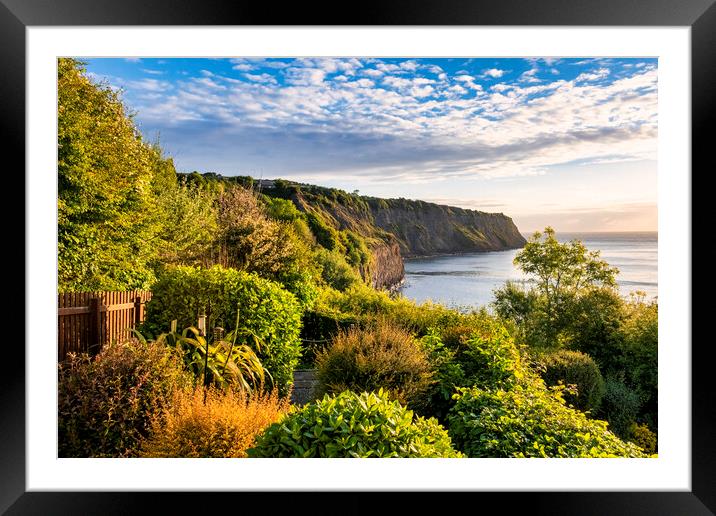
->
[5, 0, 715, 513]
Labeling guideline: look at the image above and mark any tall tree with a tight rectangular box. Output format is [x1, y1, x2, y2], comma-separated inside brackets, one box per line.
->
[57, 58, 172, 290]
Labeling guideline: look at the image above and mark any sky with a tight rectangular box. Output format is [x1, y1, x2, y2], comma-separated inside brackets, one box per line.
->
[81, 57, 658, 233]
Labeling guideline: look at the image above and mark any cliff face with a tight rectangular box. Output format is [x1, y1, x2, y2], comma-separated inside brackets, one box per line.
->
[367, 198, 527, 257]
[365, 241, 404, 290]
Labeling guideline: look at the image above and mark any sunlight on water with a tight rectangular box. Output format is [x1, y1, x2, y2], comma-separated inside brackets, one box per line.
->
[398, 232, 657, 309]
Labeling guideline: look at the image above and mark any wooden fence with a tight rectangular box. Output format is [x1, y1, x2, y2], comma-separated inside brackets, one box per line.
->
[57, 290, 153, 362]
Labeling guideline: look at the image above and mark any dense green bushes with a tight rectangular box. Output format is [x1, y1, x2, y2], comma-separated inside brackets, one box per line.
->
[419, 319, 528, 422]
[447, 383, 646, 458]
[58, 339, 193, 457]
[248, 390, 463, 458]
[142, 265, 302, 396]
[537, 350, 605, 412]
[315, 321, 433, 410]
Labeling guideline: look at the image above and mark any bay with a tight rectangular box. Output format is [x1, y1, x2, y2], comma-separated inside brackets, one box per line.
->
[398, 232, 658, 309]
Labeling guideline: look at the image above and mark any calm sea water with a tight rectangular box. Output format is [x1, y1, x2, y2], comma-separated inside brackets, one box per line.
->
[398, 232, 657, 309]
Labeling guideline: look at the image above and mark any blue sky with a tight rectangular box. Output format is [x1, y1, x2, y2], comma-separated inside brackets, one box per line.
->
[82, 57, 658, 232]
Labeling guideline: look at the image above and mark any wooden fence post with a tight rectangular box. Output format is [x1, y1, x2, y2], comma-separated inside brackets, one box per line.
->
[134, 296, 143, 328]
[88, 297, 102, 355]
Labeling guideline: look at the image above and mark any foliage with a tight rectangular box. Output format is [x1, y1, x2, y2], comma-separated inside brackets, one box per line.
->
[537, 350, 605, 413]
[212, 185, 318, 308]
[447, 382, 647, 458]
[58, 339, 193, 457]
[419, 319, 528, 422]
[154, 179, 219, 267]
[141, 386, 289, 458]
[494, 227, 619, 348]
[141, 321, 269, 392]
[58, 58, 174, 291]
[629, 423, 657, 455]
[247, 389, 463, 458]
[598, 373, 642, 439]
[142, 265, 302, 396]
[315, 248, 362, 291]
[315, 321, 433, 410]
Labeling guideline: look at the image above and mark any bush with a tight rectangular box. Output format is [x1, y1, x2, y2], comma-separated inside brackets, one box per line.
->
[447, 382, 646, 458]
[315, 321, 433, 410]
[141, 386, 289, 458]
[599, 373, 642, 439]
[58, 339, 193, 457]
[537, 350, 605, 413]
[142, 265, 302, 396]
[629, 423, 657, 455]
[420, 319, 528, 422]
[247, 390, 463, 458]
[315, 248, 362, 291]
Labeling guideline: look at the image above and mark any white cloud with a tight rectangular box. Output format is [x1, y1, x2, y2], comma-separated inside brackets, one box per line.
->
[482, 68, 506, 78]
[575, 67, 611, 82]
[244, 73, 278, 84]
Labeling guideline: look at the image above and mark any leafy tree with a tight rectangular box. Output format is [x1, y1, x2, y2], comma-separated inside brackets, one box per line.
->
[494, 227, 619, 348]
[57, 58, 172, 290]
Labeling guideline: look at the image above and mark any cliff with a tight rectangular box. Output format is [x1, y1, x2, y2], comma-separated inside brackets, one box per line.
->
[366, 198, 526, 257]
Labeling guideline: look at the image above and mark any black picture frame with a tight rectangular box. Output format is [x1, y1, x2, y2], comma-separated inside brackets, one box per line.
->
[5, 0, 714, 513]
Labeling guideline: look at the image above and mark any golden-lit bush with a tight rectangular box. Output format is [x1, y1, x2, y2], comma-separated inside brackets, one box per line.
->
[315, 319, 433, 410]
[141, 386, 290, 458]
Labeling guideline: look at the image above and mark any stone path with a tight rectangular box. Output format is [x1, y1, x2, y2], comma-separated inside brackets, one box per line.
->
[290, 369, 319, 406]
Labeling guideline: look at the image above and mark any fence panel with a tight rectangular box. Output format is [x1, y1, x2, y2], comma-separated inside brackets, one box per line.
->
[57, 290, 153, 362]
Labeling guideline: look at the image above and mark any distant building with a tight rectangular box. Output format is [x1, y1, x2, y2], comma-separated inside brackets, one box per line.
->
[257, 179, 275, 189]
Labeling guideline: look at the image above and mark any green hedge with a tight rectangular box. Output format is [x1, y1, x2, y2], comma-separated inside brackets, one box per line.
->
[447, 383, 646, 458]
[248, 390, 463, 458]
[142, 265, 302, 396]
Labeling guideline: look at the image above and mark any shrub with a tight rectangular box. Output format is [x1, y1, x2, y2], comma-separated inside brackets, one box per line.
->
[629, 423, 657, 455]
[58, 339, 193, 457]
[537, 350, 605, 413]
[447, 382, 646, 458]
[247, 390, 463, 458]
[599, 373, 642, 439]
[315, 248, 362, 291]
[315, 321, 433, 410]
[141, 386, 289, 458]
[142, 265, 302, 396]
[420, 319, 528, 422]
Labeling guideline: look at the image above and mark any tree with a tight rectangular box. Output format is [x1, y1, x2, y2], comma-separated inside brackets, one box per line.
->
[494, 227, 618, 348]
[57, 58, 172, 290]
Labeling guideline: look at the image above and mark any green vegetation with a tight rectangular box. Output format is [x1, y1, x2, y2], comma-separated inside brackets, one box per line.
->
[247, 390, 463, 458]
[142, 265, 302, 397]
[493, 227, 658, 444]
[537, 349, 605, 413]
[448, 383, 647, 458]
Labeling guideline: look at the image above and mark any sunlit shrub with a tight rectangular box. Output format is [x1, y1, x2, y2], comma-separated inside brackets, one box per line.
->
[315, 320, 433, 410]
[420, 319, 528, 421]
[447, 382, 646, 458]
[141, 386, 289, 458]
[58, 339, 193, 457]
[248, 389, 463, 458]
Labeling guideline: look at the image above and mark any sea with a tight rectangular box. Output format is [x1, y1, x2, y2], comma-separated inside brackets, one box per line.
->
[398, 232, 658, 310]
